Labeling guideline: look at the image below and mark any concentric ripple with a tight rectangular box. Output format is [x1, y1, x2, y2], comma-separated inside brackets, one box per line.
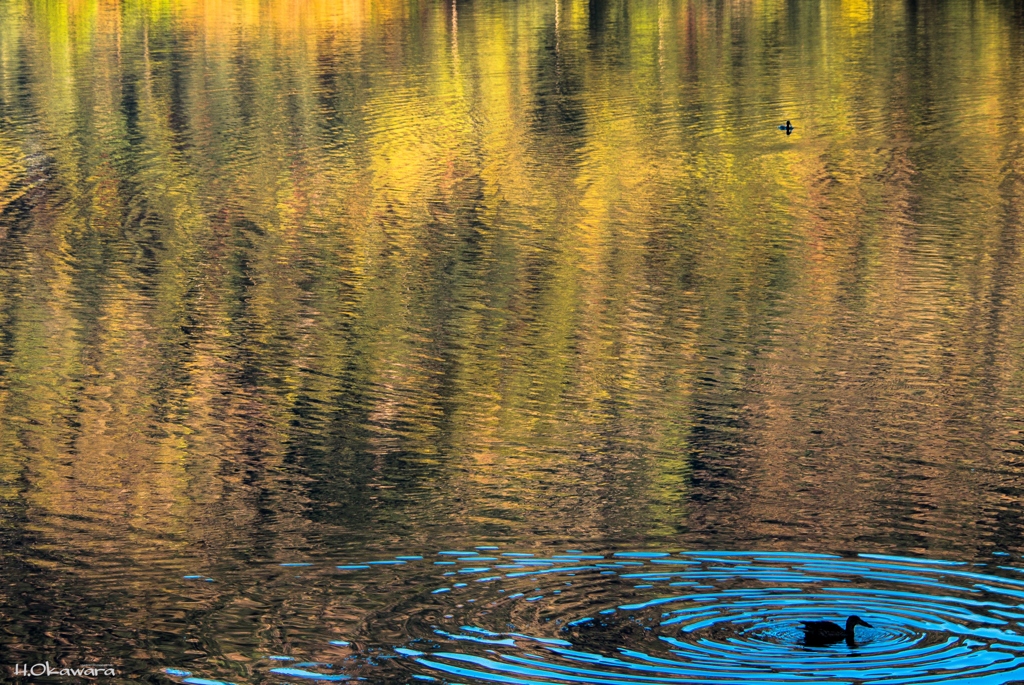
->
[162, 550, 1024, 684]
[399, 551, 1024, 685]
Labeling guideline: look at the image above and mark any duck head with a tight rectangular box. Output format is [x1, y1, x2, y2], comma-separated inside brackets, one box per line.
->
[845, 615, 872, 633]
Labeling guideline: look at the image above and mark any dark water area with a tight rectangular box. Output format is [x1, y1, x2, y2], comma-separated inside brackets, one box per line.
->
[3, 0, 1024, 682]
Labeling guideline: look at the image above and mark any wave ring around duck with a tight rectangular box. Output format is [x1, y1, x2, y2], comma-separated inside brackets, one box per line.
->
[402, 552, 1024, 684]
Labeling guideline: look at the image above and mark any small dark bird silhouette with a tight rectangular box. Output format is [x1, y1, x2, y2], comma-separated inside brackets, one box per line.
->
[778, 120, 794, 135]
[801, 615, 872, 646]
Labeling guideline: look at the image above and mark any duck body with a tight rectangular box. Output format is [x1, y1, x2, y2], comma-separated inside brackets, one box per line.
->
[801, 615, 872, 646]
[778, 119, 794, 135]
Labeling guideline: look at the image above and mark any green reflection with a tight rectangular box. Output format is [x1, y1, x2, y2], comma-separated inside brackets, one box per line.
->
[1, 0, 1023, 576]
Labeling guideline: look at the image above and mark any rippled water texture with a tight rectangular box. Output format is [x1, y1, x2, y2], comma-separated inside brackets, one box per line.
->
[3, 0, 1024, 681]
[157, 551, 1024, 684]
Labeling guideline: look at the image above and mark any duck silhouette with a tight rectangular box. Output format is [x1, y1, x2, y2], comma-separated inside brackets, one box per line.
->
[801, 615, 872, 646]
[778, 120, 794, 135]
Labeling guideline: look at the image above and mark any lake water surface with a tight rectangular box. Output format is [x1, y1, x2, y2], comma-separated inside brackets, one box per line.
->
[3, 0, 1024, 682]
